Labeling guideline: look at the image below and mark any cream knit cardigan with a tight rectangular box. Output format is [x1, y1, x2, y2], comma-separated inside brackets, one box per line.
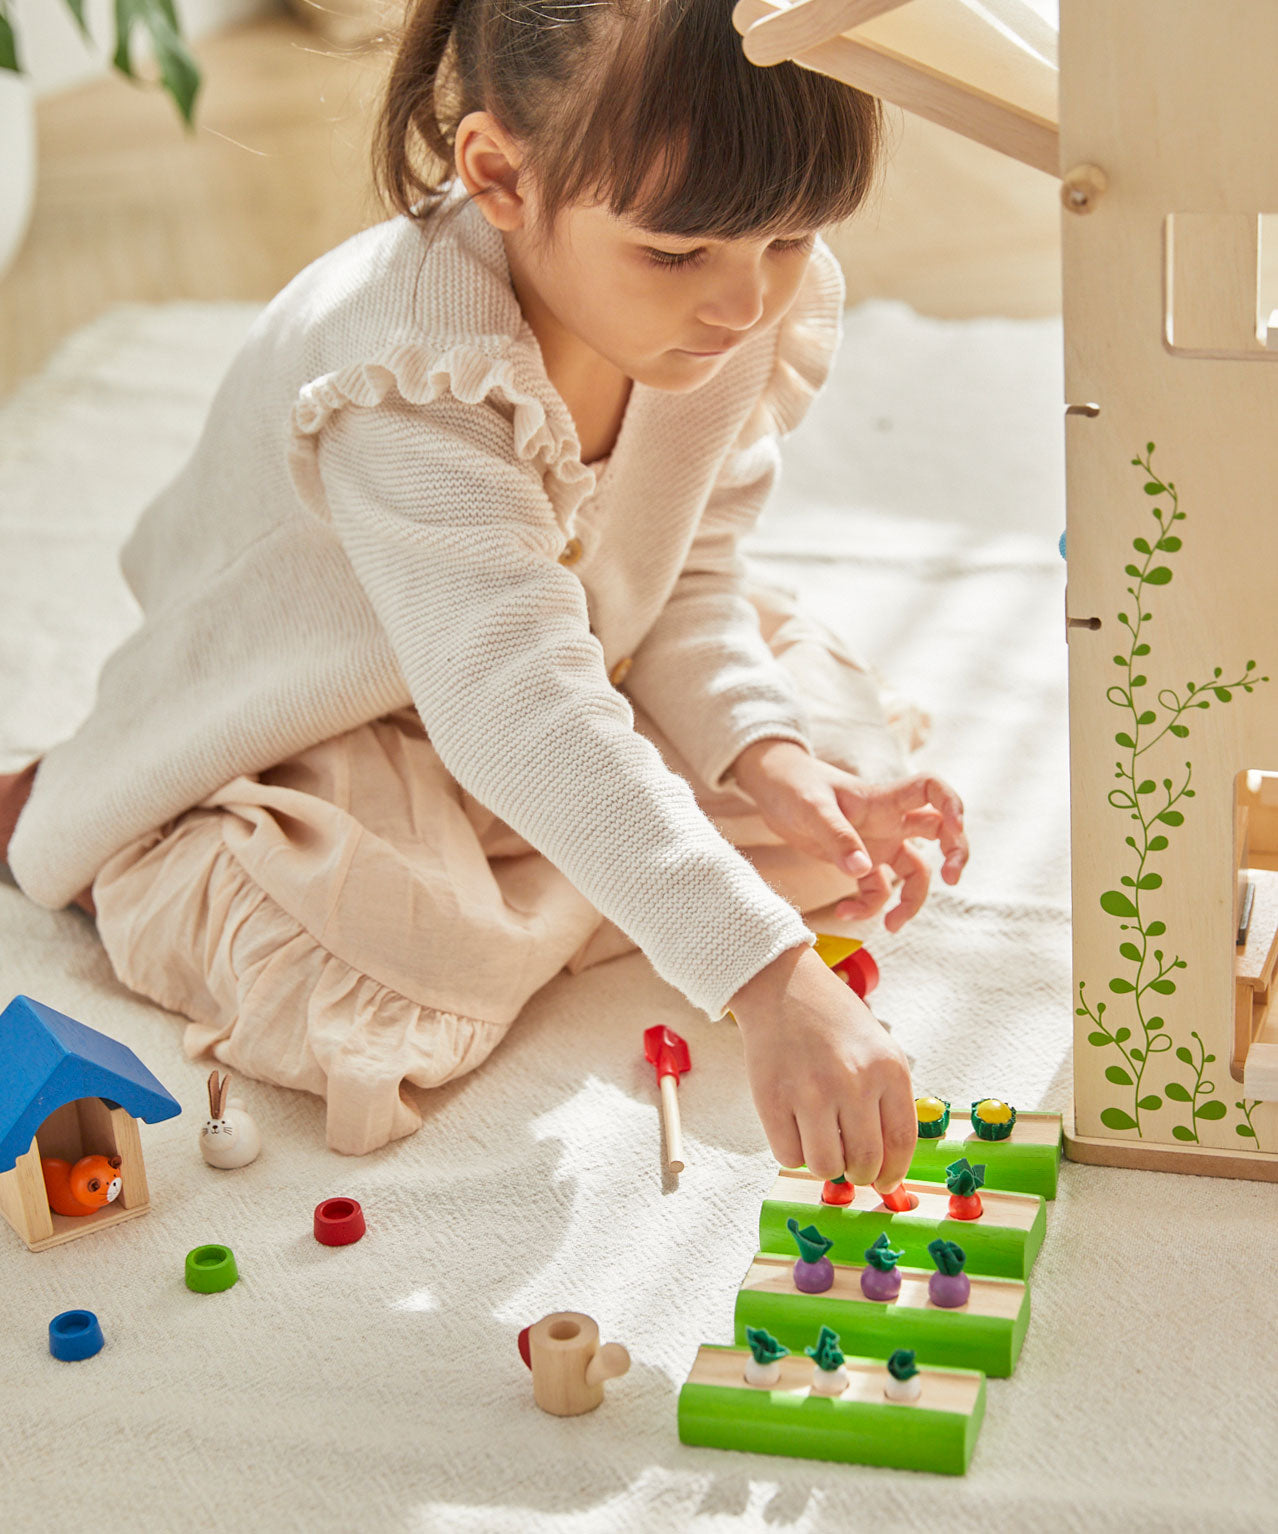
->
[10, 190, 849, 1018]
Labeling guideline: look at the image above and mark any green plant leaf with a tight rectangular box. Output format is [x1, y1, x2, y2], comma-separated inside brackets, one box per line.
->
[1146, 921, 1166, 936]
[1175, 1046, 1193, 1065]
[1158, 811, 1184, 826]
[1132, 538, 1151, 554]
[1105, 1066, 1134, 1086]
[0, 14, 19, 71]
[1237, 1124, 1257, 1138]
[1171, 1125, 1197, 1141]
[1101, 891, 1139, 918]
[1143, 482, 1164, 495]
[1137, 873, 1163, 890]
[1213, 688, 1233, 702]
[1115, 1027, 1132, 1042]
[1195, 1100, 1227, 1120]
[1130, 1047, 1145, 1061]
[1146, 1017, 1164, 1030]
[1169, 724, 1189, 737]
[1145, 567, 1173, 585]
[112, 0, 201, 125]
[1156, 536, 1182, 552]
[1133, 643, 1151, 656]
[1137, 1095, 1162, 1111]
[1119, 942, 1142, 962]
[1149, 979, 1177, 994]
[1087, 1031, 1113, 1047]
[1108, 978, 1136, 994]
[1148, 835, 1169, 852]
[1100, 1107, 1139, 1131]
[1125, 564, 1143, 578]
[1114, 733, 1136, 749]
[1165, 1082, 1192, 1102]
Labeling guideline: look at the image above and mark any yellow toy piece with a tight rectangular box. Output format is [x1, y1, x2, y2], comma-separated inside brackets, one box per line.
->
[811, 934, 864, 970]
[916, 1096, 948, 1125]
[974, 1099, 1013, 1125]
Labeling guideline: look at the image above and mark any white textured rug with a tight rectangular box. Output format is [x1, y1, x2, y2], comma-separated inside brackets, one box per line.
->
[1, 301, 1273, 1534]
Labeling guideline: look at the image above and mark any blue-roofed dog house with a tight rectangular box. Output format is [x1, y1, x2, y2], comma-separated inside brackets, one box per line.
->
[0, 994, 181, 1250]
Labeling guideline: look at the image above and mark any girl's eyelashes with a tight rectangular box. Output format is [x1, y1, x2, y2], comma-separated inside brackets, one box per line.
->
[644, 246, 708, 270]
[641, 234, 816, 270]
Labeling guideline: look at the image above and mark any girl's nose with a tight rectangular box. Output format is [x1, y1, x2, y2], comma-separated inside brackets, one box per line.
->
[697, 273, 766, 332]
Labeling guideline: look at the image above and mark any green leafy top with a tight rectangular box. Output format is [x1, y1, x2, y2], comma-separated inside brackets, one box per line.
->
[887, 1348, 919, 1381]
[804, 1325, 845, 1371]
[0, 0, 200, 126]
[928, 1238, 967, 1277]
[745, 1326, 789, 1365]
[786, 1217, 834, 1265]
[864, 1232, 904, 1272]
[945, 1157, 986, 1196]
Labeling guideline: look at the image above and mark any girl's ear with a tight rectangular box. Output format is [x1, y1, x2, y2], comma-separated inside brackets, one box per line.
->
[454, 110, 526, 231]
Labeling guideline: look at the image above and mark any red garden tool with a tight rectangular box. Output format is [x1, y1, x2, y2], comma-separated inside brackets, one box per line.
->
[643, 1024, 691, 1173]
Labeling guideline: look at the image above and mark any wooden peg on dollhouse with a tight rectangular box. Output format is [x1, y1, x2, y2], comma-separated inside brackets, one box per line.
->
[516, 1311, 631, 1416]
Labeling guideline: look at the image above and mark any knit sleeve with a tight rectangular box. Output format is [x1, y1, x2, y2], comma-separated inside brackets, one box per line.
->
[622, 434, 814, 795]
[621, 239, 846, 796]
[296, 366, 813, 1019]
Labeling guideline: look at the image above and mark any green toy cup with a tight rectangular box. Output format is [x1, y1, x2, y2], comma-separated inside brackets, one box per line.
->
[185, 1243, 239, 1293]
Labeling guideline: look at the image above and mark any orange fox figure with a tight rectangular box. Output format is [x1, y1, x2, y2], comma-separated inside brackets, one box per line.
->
[41, 1153, 123, 1217]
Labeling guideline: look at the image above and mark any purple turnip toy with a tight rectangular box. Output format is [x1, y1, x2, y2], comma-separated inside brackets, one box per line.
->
[786, 1217, 835, 1293]
[860, 1232, 905, 1301]
[927, 1238, 971, 1308]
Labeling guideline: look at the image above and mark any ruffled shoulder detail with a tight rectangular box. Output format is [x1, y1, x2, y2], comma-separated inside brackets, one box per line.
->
[734, 235, 846, 452]
[288, 334, 596, 531]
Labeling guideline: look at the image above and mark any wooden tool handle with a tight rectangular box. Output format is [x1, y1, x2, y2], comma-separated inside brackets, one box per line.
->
[659, 1072, 685, 1172]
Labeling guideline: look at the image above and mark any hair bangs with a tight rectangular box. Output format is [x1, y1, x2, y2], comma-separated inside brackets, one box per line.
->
[539, 0, 884, 240]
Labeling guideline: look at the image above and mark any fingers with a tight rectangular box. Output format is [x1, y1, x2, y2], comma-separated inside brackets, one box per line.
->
[796, 1110, 852, 1184]
[794, 786, 875, 877]
[764, 1112, 805, 1171]
[836, 866, 892, 921]
[873, 1082, 918, 1194]
[834, 1107, 886, 1187]
[888, 775, 969, 881]
[883, 842, 931, 932]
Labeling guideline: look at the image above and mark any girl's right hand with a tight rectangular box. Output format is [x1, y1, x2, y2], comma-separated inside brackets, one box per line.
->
[729, 943, 916, 1194]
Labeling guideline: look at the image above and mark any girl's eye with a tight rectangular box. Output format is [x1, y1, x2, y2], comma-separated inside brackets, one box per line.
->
[644, 235, 814, 269]
[770, 235, 816, 255]
[644, 246, 707, 270]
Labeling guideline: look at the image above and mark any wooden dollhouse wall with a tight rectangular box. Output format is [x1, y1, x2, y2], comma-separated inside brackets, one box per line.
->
[1061, 0, 1278, 1174]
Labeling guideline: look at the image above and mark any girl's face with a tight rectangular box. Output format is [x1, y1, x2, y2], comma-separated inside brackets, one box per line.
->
[510, 198, 818, 393]
[454, 112, 818, 393]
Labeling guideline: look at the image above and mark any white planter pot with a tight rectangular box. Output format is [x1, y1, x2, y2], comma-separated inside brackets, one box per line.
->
[0, 70, 36, 281]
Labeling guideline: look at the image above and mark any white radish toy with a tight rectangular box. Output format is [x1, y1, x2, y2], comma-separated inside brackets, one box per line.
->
[200, 1070, 261, 1169]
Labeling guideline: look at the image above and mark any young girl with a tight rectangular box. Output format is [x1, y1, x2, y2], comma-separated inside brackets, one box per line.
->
[2, 0, 966, 1173]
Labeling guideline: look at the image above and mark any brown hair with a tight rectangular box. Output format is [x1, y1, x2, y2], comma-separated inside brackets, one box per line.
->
[374, 0, 885, 242]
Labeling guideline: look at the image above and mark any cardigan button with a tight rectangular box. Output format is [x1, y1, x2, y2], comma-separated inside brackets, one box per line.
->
[609, 656, 633, 687]
[558, 536, 583, 566]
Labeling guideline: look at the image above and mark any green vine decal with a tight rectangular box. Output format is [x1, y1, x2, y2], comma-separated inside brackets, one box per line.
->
[1234, 1099, 1266, 1150]
[1163, 1030, 1226, 1142]
[1075, 444, 1269, 1137]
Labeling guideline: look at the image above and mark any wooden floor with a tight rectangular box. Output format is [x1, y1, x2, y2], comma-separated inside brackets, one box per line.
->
[0, 13, 1065, 402]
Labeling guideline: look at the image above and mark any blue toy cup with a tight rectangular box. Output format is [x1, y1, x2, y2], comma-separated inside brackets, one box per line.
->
[49, 1309, 104, 1361]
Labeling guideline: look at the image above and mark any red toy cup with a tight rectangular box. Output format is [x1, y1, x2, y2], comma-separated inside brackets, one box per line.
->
[313, 1197, 365, 1246]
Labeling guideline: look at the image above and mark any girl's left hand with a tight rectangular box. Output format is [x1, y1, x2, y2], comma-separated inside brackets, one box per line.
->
[729, 739, 968, 931]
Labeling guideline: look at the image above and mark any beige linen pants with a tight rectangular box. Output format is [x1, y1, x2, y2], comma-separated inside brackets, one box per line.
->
[92, 582, 923, 1155]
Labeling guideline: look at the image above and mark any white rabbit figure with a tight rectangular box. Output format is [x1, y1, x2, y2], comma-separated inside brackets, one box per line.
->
[200, 1070, 262, 1169]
